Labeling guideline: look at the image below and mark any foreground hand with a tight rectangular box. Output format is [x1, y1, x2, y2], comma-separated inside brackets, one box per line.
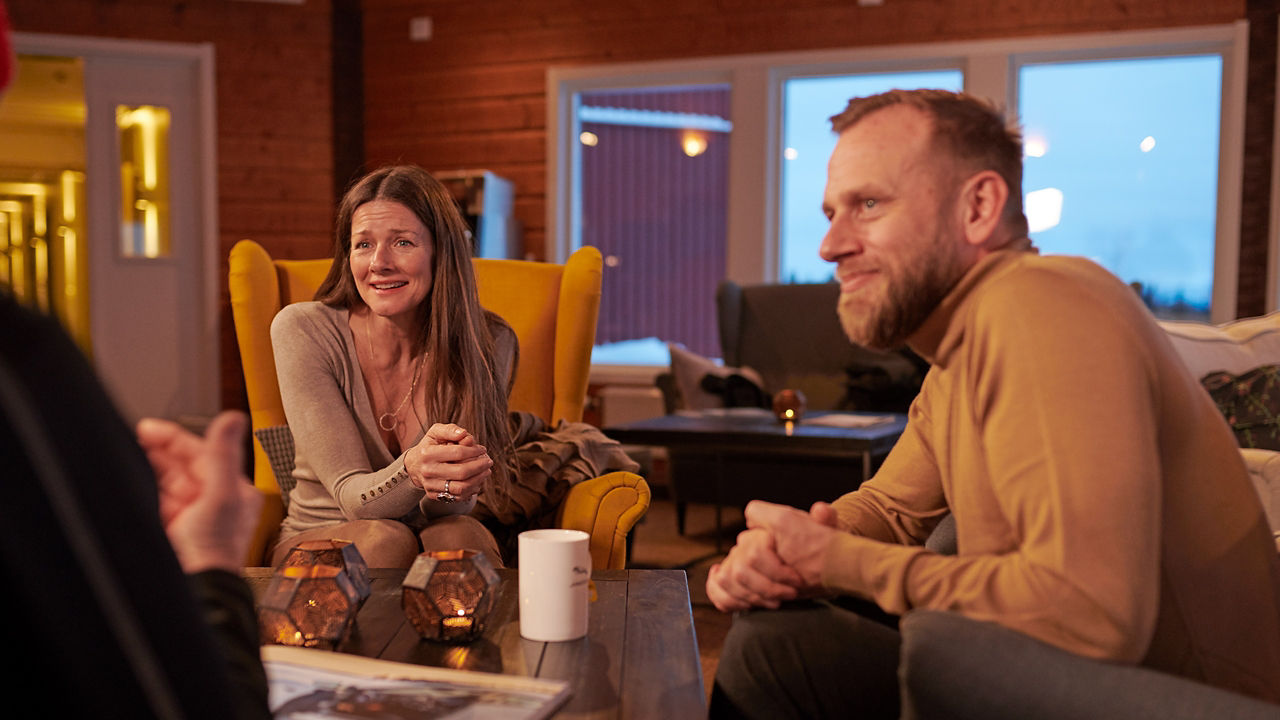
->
[706, 528, 806, 613]
[137, 411, 262, 573]
[745, 500, 839, 589]
[406, 422, 493, 501]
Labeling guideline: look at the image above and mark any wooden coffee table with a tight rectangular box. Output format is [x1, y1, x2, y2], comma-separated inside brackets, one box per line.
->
[245, 567, 706, 719]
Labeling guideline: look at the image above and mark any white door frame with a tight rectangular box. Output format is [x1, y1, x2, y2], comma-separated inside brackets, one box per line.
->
[12, 31, 219, 423]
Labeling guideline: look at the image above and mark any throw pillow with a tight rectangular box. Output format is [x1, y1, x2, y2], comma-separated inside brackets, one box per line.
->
[1202, 364, 1280, 451]
[253, 424, 298, 509]
[667, 343, 766, 410]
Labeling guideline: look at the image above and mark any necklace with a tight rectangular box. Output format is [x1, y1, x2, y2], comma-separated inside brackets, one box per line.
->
[364, 316, 426, 432]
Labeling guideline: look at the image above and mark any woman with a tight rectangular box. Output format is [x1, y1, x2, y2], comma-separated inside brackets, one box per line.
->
[269, 164, 515, 568]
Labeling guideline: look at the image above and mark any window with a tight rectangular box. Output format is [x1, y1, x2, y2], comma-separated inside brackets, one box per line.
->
[1017, 55, 1223, 321]
[578, 85, 731, 359]
[117, 104, 172, 259]
[549, 23, 1247, 372]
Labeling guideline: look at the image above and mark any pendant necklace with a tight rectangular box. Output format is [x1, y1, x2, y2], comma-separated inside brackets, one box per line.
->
[365, 316, 426, 432]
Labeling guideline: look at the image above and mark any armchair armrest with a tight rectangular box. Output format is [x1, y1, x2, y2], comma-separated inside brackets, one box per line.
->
[556, 471, 650, 570]
[899, 610, 1280, 720]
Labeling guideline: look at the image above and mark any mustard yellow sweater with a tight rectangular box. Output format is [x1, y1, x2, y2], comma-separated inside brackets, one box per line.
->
[825, 250, 1280, 701]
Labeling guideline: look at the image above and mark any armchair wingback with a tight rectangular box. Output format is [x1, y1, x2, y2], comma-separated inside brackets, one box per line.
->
[228, 239, 648, 568]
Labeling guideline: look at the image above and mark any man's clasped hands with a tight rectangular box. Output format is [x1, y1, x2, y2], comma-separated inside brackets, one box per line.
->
[706, 500, 844, 612]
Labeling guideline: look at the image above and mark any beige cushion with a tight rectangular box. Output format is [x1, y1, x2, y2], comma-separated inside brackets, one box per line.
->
[1241, 449, 1280, 552]
[1160, 311, 1280, 379]
[668, 343, 766, 410]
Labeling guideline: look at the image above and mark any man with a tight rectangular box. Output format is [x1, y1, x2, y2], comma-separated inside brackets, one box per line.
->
[706, 88, 1280, 718]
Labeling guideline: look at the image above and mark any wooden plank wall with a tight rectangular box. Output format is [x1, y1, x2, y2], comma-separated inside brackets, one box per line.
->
[1, 0, 1264, 416]
[360, 0, 1246, 264]
[5, 0, 337, 411]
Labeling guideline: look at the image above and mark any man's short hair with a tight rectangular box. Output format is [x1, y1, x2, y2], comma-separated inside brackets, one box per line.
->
[830, 89, 1029, 237]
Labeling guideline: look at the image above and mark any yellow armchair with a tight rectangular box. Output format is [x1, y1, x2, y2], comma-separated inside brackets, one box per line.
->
[228, 239, 649, 569]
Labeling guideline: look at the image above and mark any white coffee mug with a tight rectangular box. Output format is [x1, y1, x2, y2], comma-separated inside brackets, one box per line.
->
[518, 528, 591, 641]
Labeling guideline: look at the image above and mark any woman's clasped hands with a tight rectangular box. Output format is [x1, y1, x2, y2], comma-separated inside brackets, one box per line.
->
[405, 422, 494, 503]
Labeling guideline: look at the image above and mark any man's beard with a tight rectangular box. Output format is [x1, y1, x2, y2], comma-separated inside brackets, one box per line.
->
[837, 225, 964, 350]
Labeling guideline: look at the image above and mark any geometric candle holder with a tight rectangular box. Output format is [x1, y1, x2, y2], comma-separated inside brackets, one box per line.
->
[258, 539, 371, 649]
[402, 549, 500, 643]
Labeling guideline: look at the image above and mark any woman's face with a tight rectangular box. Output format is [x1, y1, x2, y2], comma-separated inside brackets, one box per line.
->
[349, 199, 435, 323]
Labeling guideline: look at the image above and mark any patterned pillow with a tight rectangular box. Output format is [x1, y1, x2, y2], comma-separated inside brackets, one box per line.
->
[1203, 365, 1280, 451]
[253, 424, 297, 509]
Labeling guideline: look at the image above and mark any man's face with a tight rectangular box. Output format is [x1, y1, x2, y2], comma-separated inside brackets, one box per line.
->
[819, 104, 969, 350]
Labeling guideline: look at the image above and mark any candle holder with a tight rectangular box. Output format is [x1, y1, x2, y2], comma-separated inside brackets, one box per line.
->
[772, 388, 808, 422]
[258, 539, 371, 649]
[402, 549, 500, 643]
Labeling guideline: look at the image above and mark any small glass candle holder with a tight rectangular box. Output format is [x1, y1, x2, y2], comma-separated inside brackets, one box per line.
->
[258, 539, 371, 649]
[402, 549, 500, 643]
[772, 388, 808, 422]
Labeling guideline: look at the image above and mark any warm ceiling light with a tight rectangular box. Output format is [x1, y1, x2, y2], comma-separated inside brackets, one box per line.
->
[682, 132, 708, 157]
[579, 131, 599, 147]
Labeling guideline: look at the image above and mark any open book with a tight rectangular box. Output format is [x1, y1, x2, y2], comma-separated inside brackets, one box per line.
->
[264, 645, 571, 719]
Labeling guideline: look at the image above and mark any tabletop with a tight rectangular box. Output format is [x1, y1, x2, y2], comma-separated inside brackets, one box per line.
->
[245, 567, 707, 720]
[605, 407, 908, 460]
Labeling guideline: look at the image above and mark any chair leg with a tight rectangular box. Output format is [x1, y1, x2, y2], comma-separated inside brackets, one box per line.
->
[676, 500, 688, 535]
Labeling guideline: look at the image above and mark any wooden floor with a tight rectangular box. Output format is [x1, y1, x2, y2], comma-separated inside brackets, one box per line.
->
[627, 497, 744, 701]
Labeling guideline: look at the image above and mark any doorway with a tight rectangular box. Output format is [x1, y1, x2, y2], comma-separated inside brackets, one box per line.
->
[5, 33, 218, 424]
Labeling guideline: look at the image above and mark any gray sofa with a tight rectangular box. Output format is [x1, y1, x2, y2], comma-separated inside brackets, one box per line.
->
[899, 610, 1280, 720]
[716, 280, 926, 412]
[902, 311, 1280, 717]
[657, 281, 928, 534]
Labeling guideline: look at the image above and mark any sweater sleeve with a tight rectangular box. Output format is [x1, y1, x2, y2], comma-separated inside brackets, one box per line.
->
[271, 304, 425, 520]
[189, 570, 271, 720]
[828, 387, 949, 545]
[822, 267, 1163, 663]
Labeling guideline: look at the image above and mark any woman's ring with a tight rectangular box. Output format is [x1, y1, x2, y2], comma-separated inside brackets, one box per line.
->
[444, 480, 451, 495]
[436, 491, 457, 503]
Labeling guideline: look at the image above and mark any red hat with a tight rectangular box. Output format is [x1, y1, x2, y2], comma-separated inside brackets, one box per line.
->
[0, 1, 12, 94]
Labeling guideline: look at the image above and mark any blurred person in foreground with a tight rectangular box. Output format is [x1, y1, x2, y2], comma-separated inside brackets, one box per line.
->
[706, 88, 1280, 718]
[0, 267, 269, 720]
[0, 3, 268, 716]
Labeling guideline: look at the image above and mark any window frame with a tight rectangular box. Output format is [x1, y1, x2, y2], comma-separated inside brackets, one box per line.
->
[547, 22, 1248, 349]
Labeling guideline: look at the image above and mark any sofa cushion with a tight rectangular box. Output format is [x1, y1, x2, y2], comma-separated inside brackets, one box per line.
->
[1160, 311, 1280, 380]
[253, 424, 297, 510]
[667, 343, 766, 410]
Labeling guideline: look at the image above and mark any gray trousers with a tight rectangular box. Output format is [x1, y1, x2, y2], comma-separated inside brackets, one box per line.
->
[710, 597, 901, 720]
